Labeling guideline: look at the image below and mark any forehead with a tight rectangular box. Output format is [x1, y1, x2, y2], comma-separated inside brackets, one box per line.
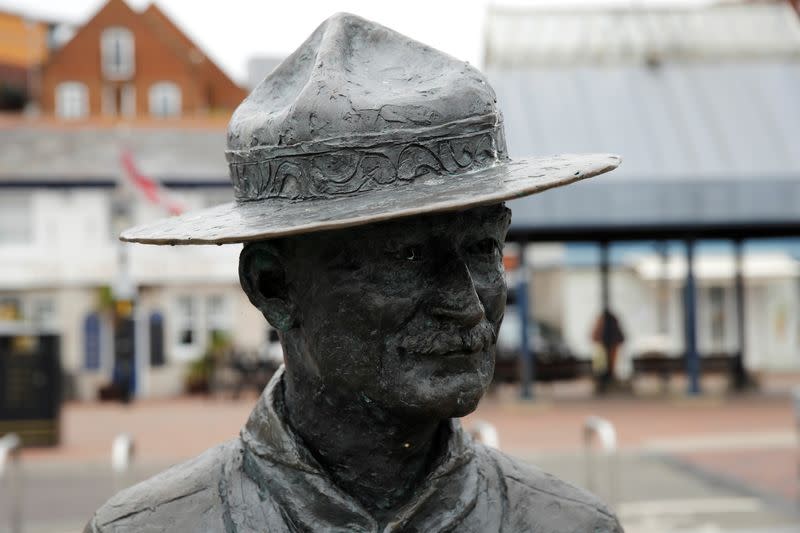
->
[295, 204, 510, 250]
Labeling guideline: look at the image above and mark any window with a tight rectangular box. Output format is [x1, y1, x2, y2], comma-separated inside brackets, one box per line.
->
[84, 312, 103, 370]
[172, 294, 231, 360]
[176, 295, 196, 346]
[0, 192, 32, 243]
[30, 297, 57, 330]
[101, 27, 134, 80]
[149, 311, 165, 367]
[205, 294, 231, 338]
[149, 82, 181, 118]
[55, 82, 88, 119]
[0, 296, 22, 322]
[0, 294, 56, 329]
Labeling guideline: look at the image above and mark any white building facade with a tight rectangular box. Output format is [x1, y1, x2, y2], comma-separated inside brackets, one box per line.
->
[547, 253, 800, 375]
[0, 125, 265, 400]
[506, 245, 800, 378]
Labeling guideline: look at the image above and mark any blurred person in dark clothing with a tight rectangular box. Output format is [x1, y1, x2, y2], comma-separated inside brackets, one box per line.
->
[592, 309, 625, 393]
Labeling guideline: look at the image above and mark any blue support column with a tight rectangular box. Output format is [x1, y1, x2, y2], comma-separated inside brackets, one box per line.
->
[517, 241, 534, 400]
[684, 239, 701, 395]
[733, 238, 748, 390]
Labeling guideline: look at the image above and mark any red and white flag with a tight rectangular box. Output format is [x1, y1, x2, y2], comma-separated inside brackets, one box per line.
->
[120, 150, 185, 216]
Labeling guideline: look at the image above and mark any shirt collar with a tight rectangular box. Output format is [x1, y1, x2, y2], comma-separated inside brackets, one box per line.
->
[240, 366, 479, 532]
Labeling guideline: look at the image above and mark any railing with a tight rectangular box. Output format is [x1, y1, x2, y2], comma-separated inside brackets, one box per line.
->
[583, 416, 618, 508]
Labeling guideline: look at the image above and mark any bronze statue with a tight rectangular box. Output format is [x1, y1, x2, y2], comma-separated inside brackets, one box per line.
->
[87, 13, 621, 532]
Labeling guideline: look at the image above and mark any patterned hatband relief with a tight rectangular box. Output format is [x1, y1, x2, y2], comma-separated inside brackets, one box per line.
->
[228, 128, 507, 201]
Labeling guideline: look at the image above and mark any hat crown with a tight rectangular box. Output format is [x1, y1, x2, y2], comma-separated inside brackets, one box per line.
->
[226, 13, 507, 201]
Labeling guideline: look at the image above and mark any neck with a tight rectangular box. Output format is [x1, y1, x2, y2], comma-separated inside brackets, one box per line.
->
[282, 367, 446, 519]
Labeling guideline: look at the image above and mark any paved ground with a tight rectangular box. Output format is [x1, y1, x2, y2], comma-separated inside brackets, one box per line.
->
[675, 448, 797, 502]
[19, 380, 797, 463]
[2, 381, 798, 532]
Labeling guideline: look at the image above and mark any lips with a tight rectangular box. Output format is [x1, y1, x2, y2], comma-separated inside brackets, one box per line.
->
[433, 337, 489, 358]
[434, 346, 485, 359]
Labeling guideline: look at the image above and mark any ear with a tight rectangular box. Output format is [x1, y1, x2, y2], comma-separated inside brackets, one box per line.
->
[239, 241, 296, 331]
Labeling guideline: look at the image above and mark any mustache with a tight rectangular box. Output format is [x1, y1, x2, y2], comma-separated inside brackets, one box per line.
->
[388, 320, 496, 357]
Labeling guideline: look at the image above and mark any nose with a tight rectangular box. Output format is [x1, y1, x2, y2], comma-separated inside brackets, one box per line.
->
[429, 255, 485, 328]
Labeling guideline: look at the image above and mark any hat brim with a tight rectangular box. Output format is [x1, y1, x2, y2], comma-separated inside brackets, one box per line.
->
[121, 153, 620, 245]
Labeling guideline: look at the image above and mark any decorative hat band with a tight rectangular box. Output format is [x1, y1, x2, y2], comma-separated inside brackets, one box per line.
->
[226, 118, 508, 201]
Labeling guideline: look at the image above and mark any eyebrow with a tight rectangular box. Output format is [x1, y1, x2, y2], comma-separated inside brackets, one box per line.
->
[465, 210, 510, 233]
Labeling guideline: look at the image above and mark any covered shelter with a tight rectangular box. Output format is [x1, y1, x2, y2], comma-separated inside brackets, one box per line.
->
[485, 0, 800, 396]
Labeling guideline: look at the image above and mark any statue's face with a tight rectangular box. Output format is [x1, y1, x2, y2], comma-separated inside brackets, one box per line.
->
[284, 204, 510, 419]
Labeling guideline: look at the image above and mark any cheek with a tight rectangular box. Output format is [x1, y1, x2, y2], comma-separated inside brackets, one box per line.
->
[481, 286, 507, 328]
[319, 262, 422, 331]
[303, 283, 418, 347]
[301, 285, 420, 387]
[373, 293, 418, 335]
[472, 268, 507, 326]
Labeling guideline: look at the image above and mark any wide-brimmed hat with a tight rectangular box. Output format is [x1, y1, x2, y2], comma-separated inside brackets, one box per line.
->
[121, 13, 619, 245]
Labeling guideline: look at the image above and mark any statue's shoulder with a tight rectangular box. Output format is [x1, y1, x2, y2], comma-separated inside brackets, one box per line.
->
[84, 439, 243, 533]
[478, 446, 624, 533]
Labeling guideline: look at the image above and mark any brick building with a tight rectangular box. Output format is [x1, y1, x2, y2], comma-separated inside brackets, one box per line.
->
[40, 0, 245, 120]
[0, 0, 252, 401]
[0, 8, 54, 111]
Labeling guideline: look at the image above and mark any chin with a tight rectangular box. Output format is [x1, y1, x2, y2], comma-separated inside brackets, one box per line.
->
[439, 373, 489, 418]
[381, 365, 492, 420]
[447, 392, 483, 418]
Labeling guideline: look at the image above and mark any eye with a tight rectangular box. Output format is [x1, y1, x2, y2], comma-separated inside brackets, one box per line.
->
[328, 248, 362, 272]
[467, 238, 499, 257]
[401, 245, 422, 262]
[388, 245, 423, 262]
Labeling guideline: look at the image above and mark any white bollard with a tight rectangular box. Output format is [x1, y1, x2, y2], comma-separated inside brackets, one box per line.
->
[0, 432, 23, 533]
[468, 420, 500, 449]
[583, 416, 618, 508]
[111, 433, 135, 493]
[0, 433, 21, 476]
[793, 386, 800, 493]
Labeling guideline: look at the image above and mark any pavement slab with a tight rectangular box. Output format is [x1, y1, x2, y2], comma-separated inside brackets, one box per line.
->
[2, 390, 798, 532]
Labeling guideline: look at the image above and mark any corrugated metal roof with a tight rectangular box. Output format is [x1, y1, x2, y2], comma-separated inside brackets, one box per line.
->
[490, 62, 800, 180]
[495, 61, 800, 231]
[487, 2, 800, 232]
[0, 125, 228, 183]
[505, 176, 800, 232]
[485, 1, 800, 67]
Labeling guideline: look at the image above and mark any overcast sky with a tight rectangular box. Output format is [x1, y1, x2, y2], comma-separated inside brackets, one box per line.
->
[5, 0, 721, 83]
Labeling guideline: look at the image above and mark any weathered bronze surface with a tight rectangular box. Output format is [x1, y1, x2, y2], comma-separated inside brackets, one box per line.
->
[87, 206, 622, 532]
[122, 153, 618, 245]
[119, 12, 618, 246]
[88, 13, 622, 532]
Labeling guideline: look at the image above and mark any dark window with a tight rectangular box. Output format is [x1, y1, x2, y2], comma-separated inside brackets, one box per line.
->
[149, 311, 165, 367]
[83, 312, 101, 370]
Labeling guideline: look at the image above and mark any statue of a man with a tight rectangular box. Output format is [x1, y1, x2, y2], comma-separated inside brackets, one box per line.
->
[88, 13, 621, 532]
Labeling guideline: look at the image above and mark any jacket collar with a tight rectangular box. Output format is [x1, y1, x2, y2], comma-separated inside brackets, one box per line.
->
[240, 366, 479, 532]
